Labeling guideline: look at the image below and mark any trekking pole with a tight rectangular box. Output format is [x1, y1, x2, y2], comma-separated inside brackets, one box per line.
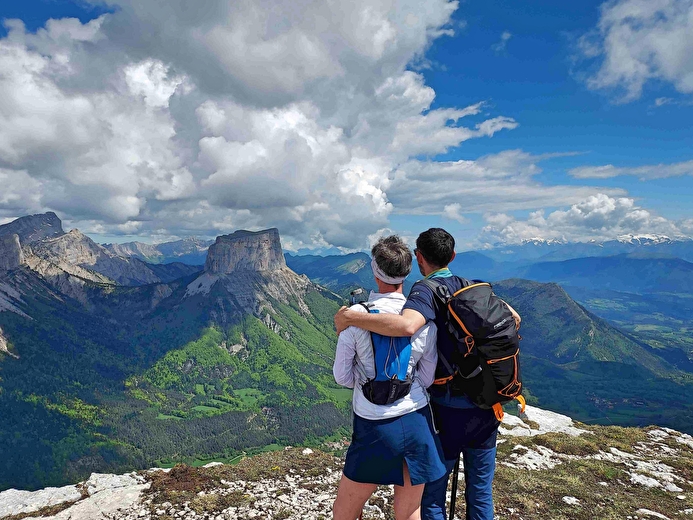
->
[449, 455, 461, 519]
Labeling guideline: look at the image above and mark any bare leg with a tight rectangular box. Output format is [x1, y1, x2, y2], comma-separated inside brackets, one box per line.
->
[393, 462, 424, 520]
[333, 474, 378, 520]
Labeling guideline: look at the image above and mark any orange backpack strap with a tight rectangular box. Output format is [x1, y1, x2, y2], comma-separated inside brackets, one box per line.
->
[516, 394, 526, 414]
[492, 402, 504, 422]
[492, 395, 526, 423]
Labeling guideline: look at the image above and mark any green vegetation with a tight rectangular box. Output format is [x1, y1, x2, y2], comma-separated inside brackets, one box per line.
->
[495, 279, 693, 434]
[0, 270, 350, 492]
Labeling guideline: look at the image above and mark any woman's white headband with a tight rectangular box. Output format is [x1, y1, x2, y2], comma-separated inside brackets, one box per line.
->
[371, 258, 407, 285]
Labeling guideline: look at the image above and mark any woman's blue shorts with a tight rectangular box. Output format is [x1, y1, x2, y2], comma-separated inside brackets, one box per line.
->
[343, 406, 446, 486]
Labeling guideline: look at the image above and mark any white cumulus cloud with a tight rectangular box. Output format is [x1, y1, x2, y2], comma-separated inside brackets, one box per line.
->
[481, 193, 689, 244]
[578, 0, 693, 102]
[0, 1, 529, 249]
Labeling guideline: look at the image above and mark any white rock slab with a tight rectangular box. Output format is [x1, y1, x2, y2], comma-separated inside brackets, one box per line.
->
[500, 405, 589, 437]
[630, 473, 662, 488]
[84, 473, 143, 496]
[0, 485, 82, 517]
[35, 483, 150, 520]
[636, 509, 671, 520]
[503, 445, 567, 471]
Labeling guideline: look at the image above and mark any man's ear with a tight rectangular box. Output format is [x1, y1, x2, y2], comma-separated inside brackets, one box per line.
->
[450, 251, 456, 263]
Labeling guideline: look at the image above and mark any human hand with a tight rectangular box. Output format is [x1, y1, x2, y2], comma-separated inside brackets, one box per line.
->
[334, 306, 351, 334]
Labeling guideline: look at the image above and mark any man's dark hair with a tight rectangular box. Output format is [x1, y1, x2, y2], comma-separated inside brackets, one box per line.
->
[416, 228, 455, 268]
[371, 235, 412, 279]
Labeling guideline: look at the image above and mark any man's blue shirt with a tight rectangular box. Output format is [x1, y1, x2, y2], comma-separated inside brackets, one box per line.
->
[403, 268, 477, 409]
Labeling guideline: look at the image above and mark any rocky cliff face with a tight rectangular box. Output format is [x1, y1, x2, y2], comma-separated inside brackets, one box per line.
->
[205, 229, 286, 274]
[104, 242, 162, 263]
[186, 229, 315, 322]
[34, 229, 105, 267]
[31, 230, 198, 286]
[0, 212, 64, 245]
[0, 235, 25, 271]
[0, 325, 10, 357]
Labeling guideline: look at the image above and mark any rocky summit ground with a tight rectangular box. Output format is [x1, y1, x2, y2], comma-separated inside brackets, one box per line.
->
[2, 406, 693, 520]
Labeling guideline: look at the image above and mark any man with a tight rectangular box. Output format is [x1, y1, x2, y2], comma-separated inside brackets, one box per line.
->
[335, 228, 520, 520]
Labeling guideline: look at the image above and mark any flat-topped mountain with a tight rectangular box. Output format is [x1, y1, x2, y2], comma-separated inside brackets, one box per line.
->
[0, 212, 64, 245]
[205, 228, 285, 274]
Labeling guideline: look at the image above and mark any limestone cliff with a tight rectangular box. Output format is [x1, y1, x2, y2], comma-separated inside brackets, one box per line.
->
[104, 242, 163, 263]
[205, 229, 286, 274]
[32, 230, 198, 286]
[0, 212, 64, 245]
[0, 234, 25, 271]
[0, 325, 10, 356]
[187, 229, 315, 323]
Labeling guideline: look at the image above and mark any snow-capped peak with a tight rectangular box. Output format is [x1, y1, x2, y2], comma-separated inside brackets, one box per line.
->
[520, 237, 567, 246]
[616, 234, 675, 245]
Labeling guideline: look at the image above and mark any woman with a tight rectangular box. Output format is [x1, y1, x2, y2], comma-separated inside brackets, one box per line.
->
[332, 236, 444, 520]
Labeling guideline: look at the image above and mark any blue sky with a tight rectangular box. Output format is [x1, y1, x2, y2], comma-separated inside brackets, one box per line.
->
[1, 0, 692, 251]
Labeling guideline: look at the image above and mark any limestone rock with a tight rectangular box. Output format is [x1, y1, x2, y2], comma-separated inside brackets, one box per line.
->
[83, 473, 144, 497]
[103, 241, 163, 263]
[34, 229, 105, 267]
[186, 268, 312, 321]
[205, 229, 286, 274]
[33, 230, 160, 286]
[0, 325, 18, 358]
[0, 212, 64, 245]
[0, 484, 82, 517]
[0, 234, 25, 271]
[0, 277, 31, 318]
[500, 405, 590, 437]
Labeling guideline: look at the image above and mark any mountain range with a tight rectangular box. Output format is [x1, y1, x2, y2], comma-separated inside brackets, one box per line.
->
[1, 212, 693, 493]
[104, 237, 213, 265]
[0, 215, 346, 491]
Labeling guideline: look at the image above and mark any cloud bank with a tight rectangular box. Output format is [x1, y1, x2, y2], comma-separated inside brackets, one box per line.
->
[0, 0, 690, 249]
[0, 0, 526, 248]
[481, 193, 690, 245]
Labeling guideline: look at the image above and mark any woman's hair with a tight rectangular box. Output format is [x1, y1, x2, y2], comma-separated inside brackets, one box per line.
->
[371, 235, 412, 279]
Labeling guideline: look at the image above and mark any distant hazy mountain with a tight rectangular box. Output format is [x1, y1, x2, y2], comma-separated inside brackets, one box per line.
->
[447, 251, 500, 281]
[104, 237, 213, 265]
[480, 235, 693, 263]
[285, 252, 375, 296]
[521, 254, 693, 294]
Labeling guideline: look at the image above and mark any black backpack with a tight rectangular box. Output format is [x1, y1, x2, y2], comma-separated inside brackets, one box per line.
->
[418, 278, 525, 421]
